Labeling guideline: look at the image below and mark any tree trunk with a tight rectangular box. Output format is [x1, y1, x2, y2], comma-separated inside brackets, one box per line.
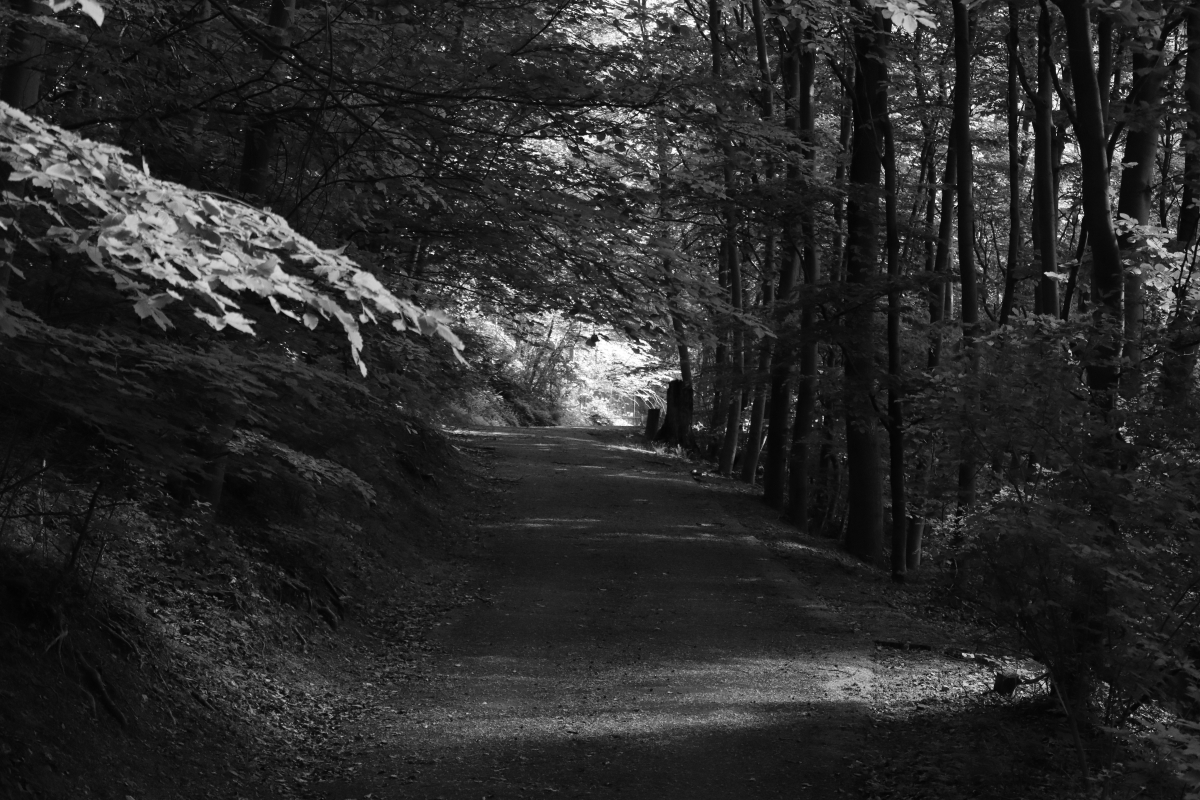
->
[762, 30, 802, 509]
[655, 380, 695, 448]
[999, 0, 1022, 327]
[1181, 2, 1200, 248]
[741, 236, 774, 484]
[1033, 2, 1060, 316]
[882, 90, 905, 582]
[930, 117, 958, 369]
[1163, 0, 1200, 407]
[1053, 0, 1125, 410]
[717, 227, 744, 477]
[709, 0, 743, 478]
[740, 0, 776, 485]
[787, 29, 820, 531]
[239, 0, 297, 199]
[842, 3, 887, 565]
[1117, 45, 1168, 395]
[831, 97, 852, 285]
[953, 0, 978, 511]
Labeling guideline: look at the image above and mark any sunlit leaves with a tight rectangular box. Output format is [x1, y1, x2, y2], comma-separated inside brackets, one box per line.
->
[0, 103, 464, 374]
[41, 0, 105, 26]
[871, 0, 936, 34]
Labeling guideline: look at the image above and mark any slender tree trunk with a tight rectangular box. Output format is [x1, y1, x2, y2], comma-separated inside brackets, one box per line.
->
[655, 109, 694, 404]
[1054, 0, 1125, 409]
[711, 0, 743, 477]
[953, 0, 978, 511]
[1160, 107, 1176, 231]
[741, 238, 774, 483]
[1033, 2, 1060, 316]
[930, 118, 957, 369]
[882, 94, 905, 581]
[1117, 45, 1168, 395]
[831, 97, 852, 285]
[740, 0, 777, 484]
[842, 3, 888, 565]
[999, 0, 1022, 326]
[905, 46, 941, 572]
[1098, 14, 1115, 130]
[675, 315, 693, 385]
[1182, 2, 1200, 247]
[239, 0, 297, 199]
[763, 31, 801, 508]
[1163, 0, 1200, 407]
[787, 30, 820, 530]
[718, 235, 745, 475]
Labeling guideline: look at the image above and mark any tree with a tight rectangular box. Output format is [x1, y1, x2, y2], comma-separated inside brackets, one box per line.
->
[1053, 0, 1124, 409]
[841, 2, 889, 565]
[952, 0, 978, 511]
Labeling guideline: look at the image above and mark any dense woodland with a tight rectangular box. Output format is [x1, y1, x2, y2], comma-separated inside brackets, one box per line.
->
[5, 0, 1200, 792]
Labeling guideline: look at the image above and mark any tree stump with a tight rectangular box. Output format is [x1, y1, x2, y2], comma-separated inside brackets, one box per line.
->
[654, 379, 694, 448]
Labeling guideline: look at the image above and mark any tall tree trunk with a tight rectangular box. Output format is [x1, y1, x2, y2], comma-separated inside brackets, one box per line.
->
[1117, 43, 1168, 395]
[1182, 2, 1200, 247]
[953, 0, 979, 511]
[239, 0, 297, 199]
[740, 259, 773, 484]
[905, 40, 940, 572]
[710, 0, 743, 477]
[930, 117, 958, 369]
[1033, 2, 1060, 316]
[655, 108, 695, 422]
[999, 0, 1022, 326]
[1098, 14, 1115, 131]
[763, 29, 802, 508]
[842, 3, 888, 565]
[718, 231, 745, 476]
[787, 31, 820, 530]
[1054, 0, 1126, 410]
[740, 0, 777, 484]
[1163, 0, 1200, 407]
[831, 97, 852, 285]
[882, 91, 905, 581]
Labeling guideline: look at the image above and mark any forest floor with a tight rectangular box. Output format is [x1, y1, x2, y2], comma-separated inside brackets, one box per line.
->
[1, 426, 1172, 800]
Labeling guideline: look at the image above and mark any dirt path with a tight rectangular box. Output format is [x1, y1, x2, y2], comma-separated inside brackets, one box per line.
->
[311, 427, 1082, 800]
[322, 427, 906, 799]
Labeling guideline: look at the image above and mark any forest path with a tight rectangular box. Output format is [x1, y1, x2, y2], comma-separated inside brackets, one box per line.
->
[334, 426, 930, 800]
[314, 426, 1019, 800]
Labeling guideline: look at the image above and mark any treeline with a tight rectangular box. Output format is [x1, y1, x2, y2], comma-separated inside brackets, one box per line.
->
[630, 0, 1200, 779]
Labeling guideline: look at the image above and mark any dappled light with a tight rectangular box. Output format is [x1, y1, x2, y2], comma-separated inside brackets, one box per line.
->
[393, 653, 873, 746]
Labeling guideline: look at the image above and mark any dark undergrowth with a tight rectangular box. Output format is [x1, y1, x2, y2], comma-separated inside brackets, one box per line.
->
[0, 412, 497, 800]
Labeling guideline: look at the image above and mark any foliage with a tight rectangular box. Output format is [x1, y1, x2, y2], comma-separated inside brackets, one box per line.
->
[455, 312, 673, 426]
[920, 319, 1200, 786]
[0, 102, 463, 375]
